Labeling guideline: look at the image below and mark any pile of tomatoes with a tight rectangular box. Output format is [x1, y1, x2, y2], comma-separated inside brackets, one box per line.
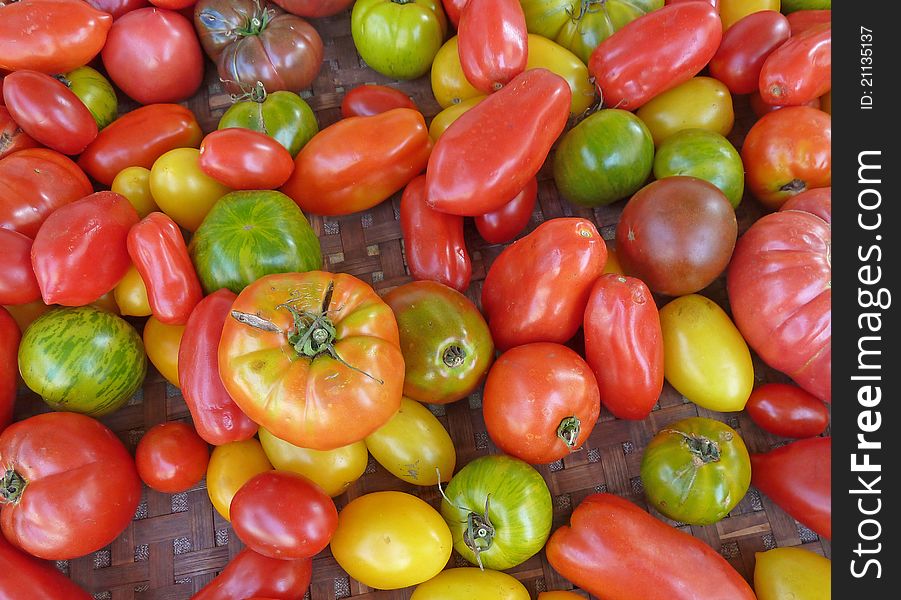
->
[1, 0, 831, 599]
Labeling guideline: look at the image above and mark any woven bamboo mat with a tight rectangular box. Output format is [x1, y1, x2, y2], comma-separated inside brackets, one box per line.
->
[10, 6, 831, 600]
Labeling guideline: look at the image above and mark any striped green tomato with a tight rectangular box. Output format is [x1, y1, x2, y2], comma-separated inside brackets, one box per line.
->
[218, 88, 318, 158]
[60, 66, 118, 130]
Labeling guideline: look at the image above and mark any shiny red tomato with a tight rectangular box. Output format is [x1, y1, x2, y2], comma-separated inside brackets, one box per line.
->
[786, 9, 831, 35]
[759, 23, 831, 106]
[86, 0, 151, 19]
[474, 177, 537, 244]
[192, 548, 312, 600]
[458, 0, 528, 93]
[708, 10, 790, 94]
[0, 535, 92, 600]
[199, 128, 296, 190]
[0, 307, 19, 432]
[150, 0, 196, 8]
[340, 84, 418, 118]
[135, 422, 210, 493]
[746, 383, 829, 438]
[0, 105, 40, 160]
[779, 185, 831, 223]
[270, 0, 355, 17]
[442, 0, 467, 27]
[748, 90, 820, 117]
[0, 229, 41, 306]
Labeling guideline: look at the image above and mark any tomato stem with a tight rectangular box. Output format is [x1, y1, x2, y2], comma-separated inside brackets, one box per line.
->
[442, 345, 466, 368]
[779, 179, 807, 194]
[462, 495, 495, 570]
[556, 416, 581, 449]
[0, 469, 26, 505]
[682, 433, 721, 464]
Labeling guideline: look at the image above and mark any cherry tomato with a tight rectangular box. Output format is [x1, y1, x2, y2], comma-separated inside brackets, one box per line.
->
[0, 229, 41, 306]
[474, 177, 537, 244]
[747, 383, 829, 438]
[708, 10, 791, 95]
[111, 166, 160, 218]
[114, 265, 152, 317]
[150, 147, 232, 231]
[341, 84, 418, 118]
[135, 422, 210, 493]
[758, 23, 831, 106]
[457, 0, 528, 93]
[206, 438, 273, 521]
[199, 128, 295, 190]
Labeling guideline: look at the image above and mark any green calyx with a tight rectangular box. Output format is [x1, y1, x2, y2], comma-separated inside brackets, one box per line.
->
[556, 416, 582, 449]
[1, 470, 26, 505]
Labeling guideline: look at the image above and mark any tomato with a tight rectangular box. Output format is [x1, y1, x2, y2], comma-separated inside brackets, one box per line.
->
[206, 438, 273, 521]
[474, 177, 537, 244]
[341, 84, 419, 118]
[142, 316, 184, 387]
[746, 383, 829, 438]
[781, 0, 830, 12]
[192, 548, 312, 600]
[546, 493, 757, 600]
[482, 218, 607, 351]
[400, 175, 471, 292]
[708, 10, 791, 94]
[553, 108, 654, 207]
[751, 437, 831, 539]
[270, 0, 355, 17]
[281, 108, 431, 216]
[198, 127, 295, 191]
[219, 272, 404, 450]
[484, 343, 600, 464]
[0, 307, 19, 432]
[365, 396, 456, 485]
[331, 491, 453, 589]
[135, 422, 209, 493]
[90, 290, 121, 315]
[188, 190, 321, 294]
[458, 0, 527, 93]
[779, 185, 831, 223]
[0, 0, 112, 74]
[786, 8, 831, 35]
[429, 96, 486, 141]
[59, 66, 118, 130]
[178, 289, 259, 446]
[258, 428, 367, 497]
[431, 36, 483, 107]
[583, 274, 663, 420]
[149, 147, 232, 231]
[442, 0, 467, 26]
[86, 0, 151, 19]
[0, 105, 40, 160]
[748, 90, 821, 117]
[603, 247, 624, 275]
[0, 148, 93, 238]
[427, 69, 570, 216]
[411, 568, 530, 600]
[659, 294, 754, 412]
[101, 7, 204, 104]
[440, 454, 551, 570]
[351, 0, 448, 80]
[727, 209, 831, 401]
[719, 0, 778, 29]
[31, 191, 139, 306]
[759, 23, 831, 106]
[0, 535, 93, 600]
[78, 103, 203, 187]
[588, 2, 722, 109]
[0, 412, 141, 559]
[231, 471, 338, 559]
[754, 547, 831, 600]
[653, 129, 744, 208]
[636, 76, 734, 145]
[194, 0, 323, 95]
[114, 265, 152, 317]
[219, 87, 319, 158]
[0, 229, 40, 306]
[2, 300, 52, 334]
[538, 593, 585, 600]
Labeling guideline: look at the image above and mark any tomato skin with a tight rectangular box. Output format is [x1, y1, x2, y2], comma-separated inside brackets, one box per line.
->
[206, 438, 273, 521]
[31, 191, 139, 307]
[458, 0, 527, 93]
[0, 535, 93, 600]
[0, 307, 19, 432]
[442, 0, 467, 27]
[748, 90, 820, 117]
[400, 175, 471, 292]
[281, 108, 431, 216]
[583, 274, 663, 420]
[219, 89, 319, 158]
[61, 66, 118, 131]
[86, 0, 151, 19]
[199, 128, 295, 191]
[588, 2, 722, 110]
[112, 166, 160, 218]
[192, 548, 312, 600]
[779, 185, 831, 223]
[78, 103, 203, 186]
[271, 0, 354, 17]
[412, 568, 531, 600]
[652, 128, 745, 208]
[149, 147, 232, 231]
[482, 218, 607, 351]
[474, 177, 537, 244]
[754, 547, 831, 600]
[0, 229, 41, 306]
[114, 265, 152, 316]
[636, 76, 734, 145]
[708, 10, 790, 95]
[258, 429, 367, 497]
[0, 412, 142, 560]
[178, 289, 259, 446]
[135, 422, 210, 493]
[751, 437, 831, 539]
[786, 9, 831, 35]
[341, 84, 418, 118]
[142, 316, 184, 387]
[759, 24, 831, 106]
[0, 105, 40, 160]
[719, 0, 778, 29]
[746, 383, 829, 438]
[428, 69, 569, 216]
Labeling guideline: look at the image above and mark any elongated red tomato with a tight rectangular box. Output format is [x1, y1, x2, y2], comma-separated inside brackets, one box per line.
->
[759, 23, 831, 105]
[192, 548, 312, 600]
[199, 128, 295, 190]
[588, 2, 722, 109]
[708, 10, 790, 94]
[0, 229, 41, 306]
[127, 212, 203, 325]
[426, 69, 570, 216]
[400, 175, 471, 292]
[0, 307, 19, 432]
[177, 289, 259, 445]
[340, 84, 418, 118]
[0, 106, 40, 160]
[457, 0, 527, 93]
[786, 9, 831, 35]
[0, 535, 92, 600]
[474, 177, 537, 244]
[583, 274, 663, 420]
[746, 383, 829, 438]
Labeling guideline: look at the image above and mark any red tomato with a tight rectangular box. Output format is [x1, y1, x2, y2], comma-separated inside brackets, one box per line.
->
[400, 175, 471, 292]
[0, 307, 19, 432]
[86, 0, 151, 19]
[199, 128, 296, 190]
[748, 90, 820, 117]
[127, 212, 203, 324]
[483, 343, 600, 464]
[588, 2, 722, 109]
[667, 0, 718, 7]
[231, 471, 338, 559]
[31, 191, 138, 306]
[270, 0, 354, 17]
[786, 9, 831, 35]
[0, 535, 92, 600]
[708, 10, 790, 95]
[0, 105, 41, 160]
[192, 548, 312, 600]
[442, 0, 468, 27]
[426, 69, 570, 216]
[583, 274, 663, 420]
[482, 218, 607, 351]
[758, 24, 831, 106]
[458, 0, 528, 93]
[78, 103, 203, 186]
[751, 437, 831, 540]
[0, 0, 113, 74]
[474, 177, 537, 244]
[178, 289, 259, 445]
[779, 186, 831, 224]
[135, 422, 210, 493]
[741, 106, 831, 209]
[0, 229, 41, 306]
[0, 412, 142, 559]
[150, 0, 196, 7]
[0, 148, 93, 238]
[340, 84, 418, 118]
[746, 383, 829, 438]
[101, 7, 204, 105]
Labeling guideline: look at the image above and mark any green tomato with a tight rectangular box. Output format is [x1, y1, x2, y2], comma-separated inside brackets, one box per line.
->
[60, 66, 118, 130]
[553, 108, 655, 206]
[351, 0, 448, 80]
[653, 129, 745, 208]
[218, 87, 318, 158]
[640, 417, 751, 525]
[440, 454, 552, 571]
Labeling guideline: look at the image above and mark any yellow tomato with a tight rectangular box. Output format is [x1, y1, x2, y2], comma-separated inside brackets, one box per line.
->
[114, 265, 151, 317]
[258, 427, 368, 497]
[142, 315, 184, 387]
[149, 148, 231, 231]
[719, 0, 780, 30]
[364, 397, 456, 486]
[330, 491, 452, 590]
[206, 438, 273, 521]
[538, 592, 585, 600]
[3, 300, 52, 333]
[411, 568, 530, 600]
[431, 36, 481, 109]
[89, 291, 120, 315]
[636, 77, 734, 146]
[659, 294, 754, 412]
[602, 247, 624, 275]
[429, 96, 486, 141]
[754, 547, 831, 600]
[111, 166, 159, 218]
